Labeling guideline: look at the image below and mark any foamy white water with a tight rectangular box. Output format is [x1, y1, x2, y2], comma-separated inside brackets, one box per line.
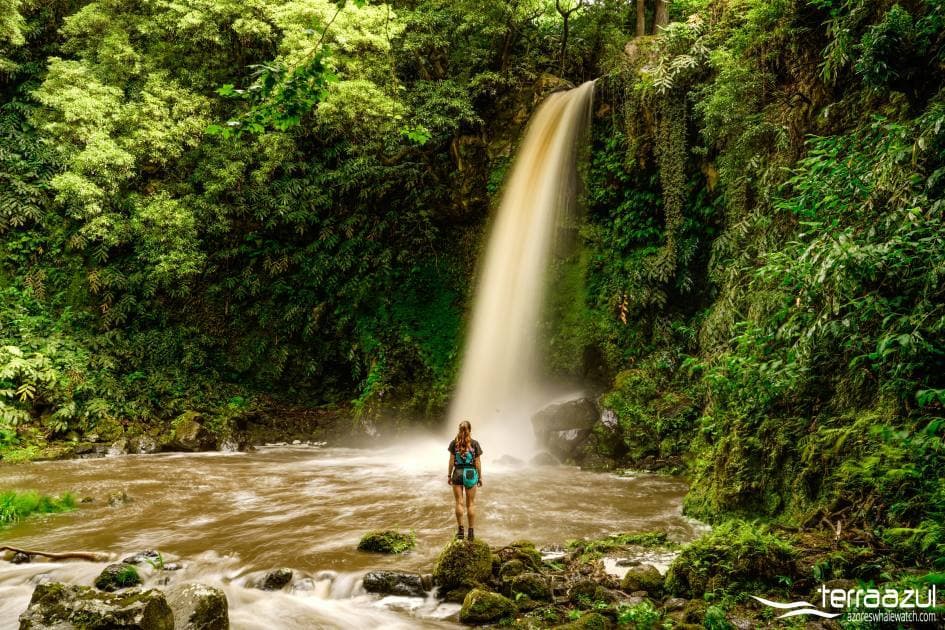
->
[449, 81, 595, 455]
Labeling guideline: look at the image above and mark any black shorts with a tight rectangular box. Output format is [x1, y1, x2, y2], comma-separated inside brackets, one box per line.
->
[451, 468, 477, 487]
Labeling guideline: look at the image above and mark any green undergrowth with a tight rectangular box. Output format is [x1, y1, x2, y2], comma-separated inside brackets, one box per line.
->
[566, 531, 676, 563]
[0, 490, 76, 526]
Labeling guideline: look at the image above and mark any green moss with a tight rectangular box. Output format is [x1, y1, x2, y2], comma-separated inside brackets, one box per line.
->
[557, 611, 609, 630]
[664, 520, 796, 598]
[620, 564, 663, 596]
[458, 588, 515, 624]
[432, 539, 493, 591]
[94, 563, 142, 591]
[0, 490, 76, 526]
[567, 531, 676, 563]
[357, 530, 416, 554]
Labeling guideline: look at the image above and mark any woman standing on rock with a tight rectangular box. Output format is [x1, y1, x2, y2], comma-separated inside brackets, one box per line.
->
[448, 420, 483, 541]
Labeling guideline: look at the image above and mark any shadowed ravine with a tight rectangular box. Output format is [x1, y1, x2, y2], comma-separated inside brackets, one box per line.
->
[0, 445, 699, 628]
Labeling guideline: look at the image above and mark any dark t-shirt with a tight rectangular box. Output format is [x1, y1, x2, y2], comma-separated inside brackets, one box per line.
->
[448, 439, 482, 460]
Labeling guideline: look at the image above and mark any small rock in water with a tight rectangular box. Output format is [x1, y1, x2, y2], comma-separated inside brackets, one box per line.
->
[107, 490, 133, 507]
[291, 439, 301, 445]
[19, 582, 173, 630]
[80, 496, 94, 504]
[362, 571, 427, 597]
[357, 530, 416, 554]
[256, 568, 293, 591]
[12, 552, 31, 564]
[165, 582, 229, 630]
[95, 563, 142, 591]
[123, 550, 163, 566]
[615, 558, 639, 567]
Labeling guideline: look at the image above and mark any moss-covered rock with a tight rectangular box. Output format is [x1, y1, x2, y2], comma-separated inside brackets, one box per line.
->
[508, 572, 552, 601]
[19, 582, 173, 629]
[357, 530, 416, 554]
[498, 559, 526, 580]
[494, 540, 543, 572]
[556, 611, 610, 629]
[95, 563, 142, 591]
[458, 588, 515, 624]
[165, 582, 229, 630]
[620, 563, 663, 596]
[665, 521, 796, 598]
[433, 539, 493, 592]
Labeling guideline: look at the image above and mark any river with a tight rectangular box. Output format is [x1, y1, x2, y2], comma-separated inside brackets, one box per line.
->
[0, 443, 701, 628]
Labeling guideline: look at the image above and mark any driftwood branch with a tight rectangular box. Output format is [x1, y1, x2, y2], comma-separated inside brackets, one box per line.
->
[1, 545, 108, 562]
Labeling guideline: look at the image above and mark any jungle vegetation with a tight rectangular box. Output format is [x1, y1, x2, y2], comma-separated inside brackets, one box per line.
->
[0, 0, 943, 571]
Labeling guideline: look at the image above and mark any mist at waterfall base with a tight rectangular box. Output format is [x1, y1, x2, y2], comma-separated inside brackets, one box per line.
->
[444, 81, 597, 459]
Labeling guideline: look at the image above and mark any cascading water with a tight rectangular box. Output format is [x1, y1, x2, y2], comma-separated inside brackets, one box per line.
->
[448, 81, 595, 454]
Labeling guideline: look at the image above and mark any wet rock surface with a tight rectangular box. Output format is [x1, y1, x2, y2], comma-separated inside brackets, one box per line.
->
[255, 567, 294, 591]
[362, 571, 427, 597]
[19, 582, 174, 630]
[165, 582, 229, 630]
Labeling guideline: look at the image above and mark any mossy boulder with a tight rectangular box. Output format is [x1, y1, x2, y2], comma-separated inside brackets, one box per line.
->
[664, 521, 796, 598]
[95, 563, 142, 591]
[458, 588, 515, 624]
[165, 582, 229, 630]
[357, 530, 416, 554]
[508, 572, 552, 601]
[620, 564, 663, 596]
[19, 582, 173, 630]
[498, 559, 526, 580]
[568, 579, 616, 606]
[433, 540, 493, 592]
[493, 540, 542, 572]
[166, 411, 216, 452]
[557, 611, 610, 629]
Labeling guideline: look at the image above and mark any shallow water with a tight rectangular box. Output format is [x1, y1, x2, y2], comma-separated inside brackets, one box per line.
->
[0, 443, 700, 628]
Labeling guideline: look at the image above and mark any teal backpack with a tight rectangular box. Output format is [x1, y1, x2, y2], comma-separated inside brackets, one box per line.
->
[454, 448, 479, 488]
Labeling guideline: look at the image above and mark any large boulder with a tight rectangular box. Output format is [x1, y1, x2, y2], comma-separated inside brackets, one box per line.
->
[531, 398, 600, 460]
[432, 540, 493, 593]
[620, 563, 663, 597]
[165, 582, 229, 630]
[508, 572, 552, 601]
[19, 582, 173, 630]
[362, 571, 427, 597]
[165, 411, 216, 452]
[458, 588, 515, 624]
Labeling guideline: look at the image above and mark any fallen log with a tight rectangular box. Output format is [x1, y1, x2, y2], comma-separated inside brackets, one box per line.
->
[1, 545, 107, 562]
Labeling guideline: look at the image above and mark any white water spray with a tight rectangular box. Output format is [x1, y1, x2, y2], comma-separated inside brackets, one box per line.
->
[448, 81, 595, 455]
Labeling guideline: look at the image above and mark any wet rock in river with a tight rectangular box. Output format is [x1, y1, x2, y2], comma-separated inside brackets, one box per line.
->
[95, 563, 143, 591]
[357, 529, 416, 554]
[165, 582, 229, 630]
[256, 567, 293, 591]
[362, 571, 427, 597]
[19, 582, 173, 630]
[433, 539, 493, 593]
[123, 550, 163, 566]
[458, 588, 515, 625]
[508, 572, 552, 601]
[620, 563, 663, 596]
[107, 490, 134, 507]
[11, 552, 31, 564]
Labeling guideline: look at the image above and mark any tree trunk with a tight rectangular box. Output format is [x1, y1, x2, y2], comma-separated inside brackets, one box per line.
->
[653, 0, 669, 32]
[559, 16, 570, 75]
[636, 0, 647, 37]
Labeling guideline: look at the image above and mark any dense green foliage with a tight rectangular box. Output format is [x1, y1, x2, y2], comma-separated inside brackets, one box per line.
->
[0, 489, 75, 525]
[0, 0, 942, 579]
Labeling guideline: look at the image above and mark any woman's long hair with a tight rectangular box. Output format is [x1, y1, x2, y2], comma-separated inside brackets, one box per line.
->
[455, 420, 472, 453]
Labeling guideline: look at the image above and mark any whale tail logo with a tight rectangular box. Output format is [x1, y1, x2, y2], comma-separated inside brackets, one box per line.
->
[750, 596, 843, 619]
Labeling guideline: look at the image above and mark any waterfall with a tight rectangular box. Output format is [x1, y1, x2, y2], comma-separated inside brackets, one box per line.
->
[448, 80, 595, 455]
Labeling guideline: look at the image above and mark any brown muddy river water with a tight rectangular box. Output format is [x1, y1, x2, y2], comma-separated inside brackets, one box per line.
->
[0, 443, 701, 628]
